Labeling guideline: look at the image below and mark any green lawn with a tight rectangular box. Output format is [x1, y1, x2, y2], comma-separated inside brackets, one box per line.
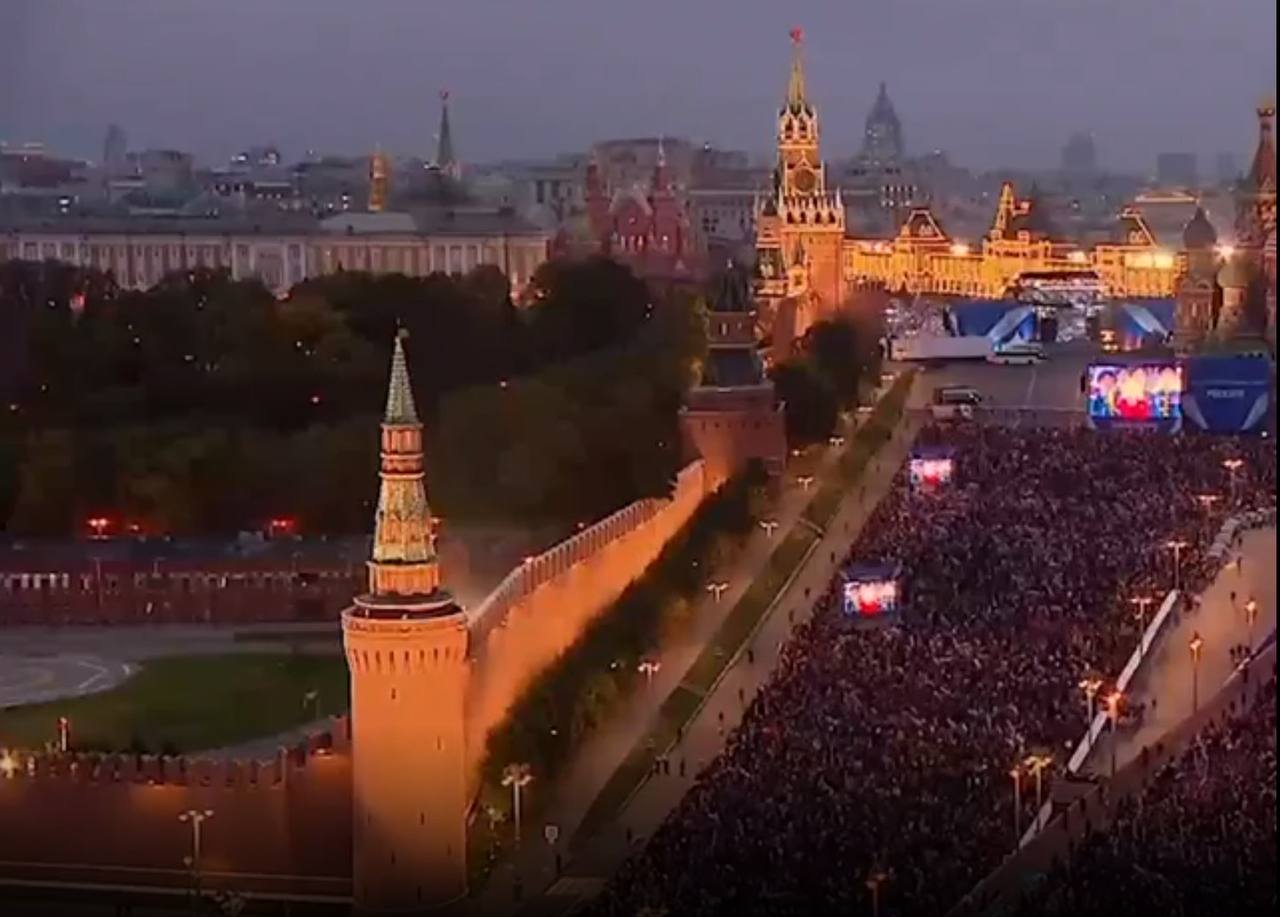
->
[0, 653, 350, 755]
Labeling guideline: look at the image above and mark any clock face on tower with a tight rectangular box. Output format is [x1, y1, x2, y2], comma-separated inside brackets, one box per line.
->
[793, 167, 816, 193]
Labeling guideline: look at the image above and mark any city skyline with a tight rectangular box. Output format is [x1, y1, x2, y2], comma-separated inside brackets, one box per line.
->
[2, 0, 1276, 172]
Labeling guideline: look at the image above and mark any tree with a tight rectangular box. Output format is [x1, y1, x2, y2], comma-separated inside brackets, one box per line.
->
[804, 318, 862, 407]
[525, 257, 652, 365]
[771, 360, 838, 446]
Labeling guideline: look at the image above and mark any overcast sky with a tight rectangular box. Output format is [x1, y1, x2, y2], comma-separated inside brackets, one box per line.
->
[1, 0, 1275, 172]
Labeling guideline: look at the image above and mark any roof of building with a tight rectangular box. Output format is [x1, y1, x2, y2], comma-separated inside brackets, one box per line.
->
[0, 212, 320, 236]
[1246, 100, 1276, 191]
[709, 263, 752, 313]
[1182, 206, 1218, 250]
[384, 331, 420, 424]
[1006, 187, 1059, 240]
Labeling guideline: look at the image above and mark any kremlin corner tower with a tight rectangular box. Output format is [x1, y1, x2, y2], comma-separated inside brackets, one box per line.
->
[343, 331, 470, 913]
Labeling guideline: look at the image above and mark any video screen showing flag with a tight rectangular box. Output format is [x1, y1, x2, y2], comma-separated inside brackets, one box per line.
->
[910, 446, 955, 488]
[841, 564, 901, 618]
[1086, 363, 1183, 424]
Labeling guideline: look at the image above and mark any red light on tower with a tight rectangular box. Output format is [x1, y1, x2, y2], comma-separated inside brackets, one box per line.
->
[790, 26, 803, 44]
[86, 517, 110, 539]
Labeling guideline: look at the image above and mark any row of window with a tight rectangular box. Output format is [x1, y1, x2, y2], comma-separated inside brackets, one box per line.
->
[2, 237, 547, 293]
[0, 570, 356, 591]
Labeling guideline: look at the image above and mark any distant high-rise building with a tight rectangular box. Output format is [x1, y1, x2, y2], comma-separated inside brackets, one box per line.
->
[860, 82, 905, 165]
[1215, 152, 1240, 184]
[1060, 132, 1098, 175]
[1156, 152, 1199, 188]
[102, 123, 128, 177]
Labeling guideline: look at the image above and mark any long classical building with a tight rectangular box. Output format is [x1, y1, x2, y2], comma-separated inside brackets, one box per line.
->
[0, 206, 552, 295]
[754, 31, 1218, 341]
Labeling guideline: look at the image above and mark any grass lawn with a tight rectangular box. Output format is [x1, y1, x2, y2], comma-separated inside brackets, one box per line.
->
[0, 653, 350, 755]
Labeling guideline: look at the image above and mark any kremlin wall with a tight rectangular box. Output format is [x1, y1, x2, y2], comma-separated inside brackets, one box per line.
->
[0, 333, 744, 912]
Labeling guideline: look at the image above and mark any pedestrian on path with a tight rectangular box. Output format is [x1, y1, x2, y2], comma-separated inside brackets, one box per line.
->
[746, 647, 755, 665]
[679, 757, 686, 777]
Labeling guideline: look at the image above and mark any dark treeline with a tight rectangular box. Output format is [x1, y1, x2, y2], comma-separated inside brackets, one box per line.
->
[771, 300, 887, 446]
[0, 256, 705, 535]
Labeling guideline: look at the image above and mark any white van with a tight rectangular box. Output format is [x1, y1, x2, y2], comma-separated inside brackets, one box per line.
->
[988, 343, 1044, 366]
[931, 386, 982, 420]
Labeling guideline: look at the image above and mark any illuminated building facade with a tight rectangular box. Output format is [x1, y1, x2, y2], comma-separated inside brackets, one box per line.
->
[754, 31, 1186, 344]
[754, 29, 846, 346]
[574, 139, 706, 285]
[1173, 206, 1220, 351]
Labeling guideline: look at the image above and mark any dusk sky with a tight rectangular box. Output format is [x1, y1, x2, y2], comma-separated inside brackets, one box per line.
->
[2, 0, 1276, 172]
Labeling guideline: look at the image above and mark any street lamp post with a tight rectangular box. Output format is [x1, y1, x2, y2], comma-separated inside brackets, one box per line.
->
[1164, 540, 1188, 592]
[1222, 458, 1243, 504]
[637, 659, 662, 689]
[178, 808, 214, 893]
[706, 581, 729, 602]
[1195, 494, 1220, 513]
[1131, 596, 1154, 659]
[796, 474, 815, 492]
[1009, 765, 1022, 845]
[759, 519, 779, 538]
[501, 763, 533, 845]
[1244, 599, 1259, 650]
[866, 868, 889, 917]
[1025, 754, 1053, 822]
[1079, 677, 1102, 735]
[1105, 691, 1123, 778]
[1188, 632, 1204, 713]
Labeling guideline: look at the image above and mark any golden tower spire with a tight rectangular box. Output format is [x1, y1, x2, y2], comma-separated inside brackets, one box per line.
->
[369, 146, 390, 213]
[361, 330, 446, 604]
[786, 27, 807, 110]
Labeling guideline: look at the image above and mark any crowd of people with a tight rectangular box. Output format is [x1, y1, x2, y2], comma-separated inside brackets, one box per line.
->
[591, 423, 1275, 917]
[1015, 680, 1277, 915]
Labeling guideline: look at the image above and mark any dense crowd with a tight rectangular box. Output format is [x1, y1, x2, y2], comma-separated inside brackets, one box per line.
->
[1014, 680, 1277, 916]
[592, 424, 1275, 917]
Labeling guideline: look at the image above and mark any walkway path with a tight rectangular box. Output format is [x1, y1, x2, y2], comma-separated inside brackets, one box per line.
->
[949, 524, 1276, 916]
[1082, 526, 1276, 778]
[464, 403, 922, 917]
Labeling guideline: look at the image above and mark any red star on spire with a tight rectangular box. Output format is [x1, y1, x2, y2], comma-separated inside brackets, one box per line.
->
[790, 27, 803, 45]
[440, 89, 450, 102]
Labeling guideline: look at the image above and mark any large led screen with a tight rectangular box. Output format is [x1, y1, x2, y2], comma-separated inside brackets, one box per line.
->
[1086, 363, 1183, 423]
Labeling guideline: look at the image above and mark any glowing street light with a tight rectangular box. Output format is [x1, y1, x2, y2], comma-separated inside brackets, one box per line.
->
[1194, 493, 1220, 512]
[1222, 458, 1244, 501]
[1105, 691, 1123, 778]
[86, 517, 110, 539]
[0, 750, 17, 779]
[1024, 753, 1053, 818]
[637, 658, 662, 688]
[828, 434, 845, 448]
[1188, 632, 1204, 713]
[796, 474, 815, 492]
[178, 808, 214, 890]
[56, 716, 70, 753]
[706, 581, 729, 602]
[501, 763, 533, 845]
[865, 868, 890, 917]
[1131, 596, 1154, 659]
[1244, 598, 1260, 649]
[1164, 540, 1188, 592]
[1078, 676, 1103, 733]
[1009, 764, 1023, 844]
[759, 519, 779, 538]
